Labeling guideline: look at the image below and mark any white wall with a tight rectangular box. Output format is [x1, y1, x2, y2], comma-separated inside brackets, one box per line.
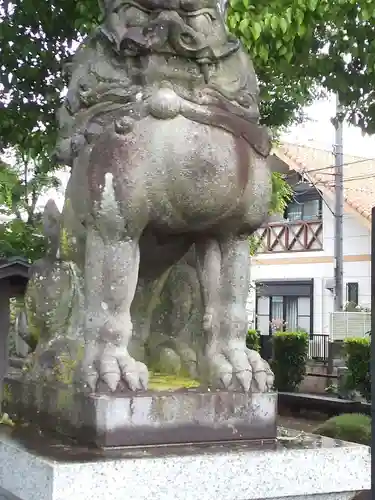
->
[322, 193, 371, 256]
[249, 191, 371, 334]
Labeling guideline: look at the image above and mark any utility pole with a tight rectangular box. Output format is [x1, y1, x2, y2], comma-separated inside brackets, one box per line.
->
[334, 94, 344, 311]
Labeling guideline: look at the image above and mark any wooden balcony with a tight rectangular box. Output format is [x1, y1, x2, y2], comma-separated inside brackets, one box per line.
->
[255, 220, 323, 253]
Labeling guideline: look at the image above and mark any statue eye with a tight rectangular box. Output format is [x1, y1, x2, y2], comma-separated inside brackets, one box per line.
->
[187, 14, 212, 35]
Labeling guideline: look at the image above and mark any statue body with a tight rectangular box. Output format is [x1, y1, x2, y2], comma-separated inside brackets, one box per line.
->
[24, 0, 273, 394]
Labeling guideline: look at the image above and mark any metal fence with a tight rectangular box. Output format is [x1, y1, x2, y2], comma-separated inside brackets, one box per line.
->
[308, 334, 329, 361]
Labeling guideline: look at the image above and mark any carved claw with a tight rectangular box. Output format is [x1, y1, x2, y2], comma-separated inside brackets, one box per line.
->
[100, 354, 121, 391]
[235, 370, 252, 392]
[102, 370, 120, 392]
[138, 363, 149, 390]
[82, 346, 149, 392]
[207, 345, 274, 392]
[82, 369, 99, 392]
[219, 372, 232, 389]
[123, 371, 142, 391]
[246, 348, 274, 392]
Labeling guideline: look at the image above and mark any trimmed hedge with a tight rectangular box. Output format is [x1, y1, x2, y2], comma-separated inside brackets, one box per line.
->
[314, 413, 371, 445]
[246, 329, 260, 352]
[271, 331, 309, 392]
[344, 337, 371, 401]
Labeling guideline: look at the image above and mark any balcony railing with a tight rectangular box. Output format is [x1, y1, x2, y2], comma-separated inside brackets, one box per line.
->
[255, 220, 323, 253]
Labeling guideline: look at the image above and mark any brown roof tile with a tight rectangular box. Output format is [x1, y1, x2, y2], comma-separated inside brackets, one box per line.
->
[275, 142, 375, 221]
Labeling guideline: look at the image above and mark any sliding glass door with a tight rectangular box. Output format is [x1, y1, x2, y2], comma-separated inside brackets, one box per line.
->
[256, 288, 312, 335]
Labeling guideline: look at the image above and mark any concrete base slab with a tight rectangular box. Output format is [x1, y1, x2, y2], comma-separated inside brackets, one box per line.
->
[4, 375, 276, 447]
[0, 427, 370, 500]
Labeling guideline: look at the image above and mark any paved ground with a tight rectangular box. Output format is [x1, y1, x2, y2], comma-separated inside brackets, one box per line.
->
[277, 415, 319, 433]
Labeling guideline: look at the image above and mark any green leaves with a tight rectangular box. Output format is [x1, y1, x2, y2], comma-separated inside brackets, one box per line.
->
[0, 0, 100, 155]
[227, 0, 375, 132]
[0, 219, 46, 262]
[246, 330, 261, 352]
[0, 151, 60, 261]
[271, 331, 309, 392]
[250, 21, 262, 40]
[278, 17, 288, 34]
[344, 337, 371, 401]
[270, 172, 293, 215]
[307, 0, 319, 11]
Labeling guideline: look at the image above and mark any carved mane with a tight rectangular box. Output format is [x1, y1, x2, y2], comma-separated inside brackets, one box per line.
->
[55, 0, 268, 166]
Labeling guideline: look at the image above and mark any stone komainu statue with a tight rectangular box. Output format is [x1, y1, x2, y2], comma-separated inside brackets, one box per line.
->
[24, 0, 274, 393]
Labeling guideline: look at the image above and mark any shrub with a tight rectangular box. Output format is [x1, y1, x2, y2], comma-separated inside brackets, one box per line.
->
[271, 331, 309, 391]
[314, 413, 371, 445]
[246, 329, 260, 352]
[344, 337, 371, 401]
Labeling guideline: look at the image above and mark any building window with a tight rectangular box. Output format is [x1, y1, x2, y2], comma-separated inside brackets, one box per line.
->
[271, 296, 283, 322]
[346, 282, 359, 305]
[257, 295, 312, 335]
[285, 198, 321, 222]
[285, 297, 298, 331]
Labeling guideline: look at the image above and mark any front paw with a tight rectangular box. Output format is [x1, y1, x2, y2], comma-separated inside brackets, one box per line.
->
[81, 344, 149, 392]
[206, 344, 274, 392]
[246, 347, 274, 392]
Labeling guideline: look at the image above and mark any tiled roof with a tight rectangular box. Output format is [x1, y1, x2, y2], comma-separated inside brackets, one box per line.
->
[274, 142, 375, 221]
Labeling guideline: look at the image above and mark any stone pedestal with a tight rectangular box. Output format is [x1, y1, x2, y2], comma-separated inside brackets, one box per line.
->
[0, 427, 370, 500]
[4, 375, 277, 447]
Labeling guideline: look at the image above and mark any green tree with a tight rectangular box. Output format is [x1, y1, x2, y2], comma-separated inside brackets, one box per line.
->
[1, 0, 375, 158]
[0, 151, 61, 261]
[1, 0, 373, 258]
[0, 0, 99, 155]
[227, 0, 375, 132]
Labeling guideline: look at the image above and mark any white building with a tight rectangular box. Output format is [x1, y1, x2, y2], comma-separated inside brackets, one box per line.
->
[248, 142, 375, 337]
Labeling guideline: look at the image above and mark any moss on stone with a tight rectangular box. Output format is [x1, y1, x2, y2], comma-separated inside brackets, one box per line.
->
[148, 372, 199, 391]
[56, 388, 74, 411]
[0, 413, 15, 427]
[3, 384, 11, 403]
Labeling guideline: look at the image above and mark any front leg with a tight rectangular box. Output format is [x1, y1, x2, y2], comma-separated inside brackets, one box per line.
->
[220, 237, 273, 391]
[197, 236, 273, 392]
[196, 238, 233, 387]
[82, 228, 148, 392]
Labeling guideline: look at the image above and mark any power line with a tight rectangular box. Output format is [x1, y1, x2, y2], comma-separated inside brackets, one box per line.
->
[314, 173, 375, 186]
[283, 156, 375, 179]
[341, 173, 375, 183]
[295, 170, 335, 217]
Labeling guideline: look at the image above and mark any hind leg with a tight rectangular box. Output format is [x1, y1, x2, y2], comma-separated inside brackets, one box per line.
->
[82, 225, 149, 392]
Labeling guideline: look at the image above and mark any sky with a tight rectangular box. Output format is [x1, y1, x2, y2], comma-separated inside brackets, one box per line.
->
[283, 94, 375, 159]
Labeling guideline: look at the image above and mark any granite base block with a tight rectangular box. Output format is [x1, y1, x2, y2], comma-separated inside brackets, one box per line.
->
[0, 491, 362, 500]
[0, 428, 370, 500]
[4, 375, 276, 447]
